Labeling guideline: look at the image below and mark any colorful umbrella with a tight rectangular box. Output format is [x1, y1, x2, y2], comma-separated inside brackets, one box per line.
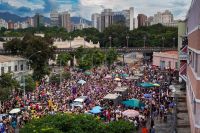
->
[143, 94, 152, 99]
[139, 82, 155, 88]
[153, 83, 160, 87]
[77, 79, 86, 85]
[122, 99, 145, 108]
[84, 71, 92, 75]
[9, 108, 20, 114]
[122, 109, 139, 118]
[89, 106, 103, 114]
[114, 77, 121, 81]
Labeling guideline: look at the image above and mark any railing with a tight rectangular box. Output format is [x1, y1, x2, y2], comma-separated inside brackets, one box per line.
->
[0, 47, 177, 55]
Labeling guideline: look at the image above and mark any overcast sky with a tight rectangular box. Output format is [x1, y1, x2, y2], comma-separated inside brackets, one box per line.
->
[0, 0, 192, 20]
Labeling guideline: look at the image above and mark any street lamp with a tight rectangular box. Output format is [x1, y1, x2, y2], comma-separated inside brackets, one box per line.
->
[109, 36, 112, 48]
[162, 37, 165, 48]
[23, 51, 41, 105]
[126, 35, 129, 48]
[143, 36, 146, 48]
[69, 36, 72, 49]
[173, 37, 176, 48]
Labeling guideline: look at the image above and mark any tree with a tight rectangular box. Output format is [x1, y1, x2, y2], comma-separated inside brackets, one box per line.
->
[20, 114, 134, 133]
[57, 53, 72, 66]
[50, 72, 71, 84]
[24, 75, 36, 92]
[0, 73, 19, 101]
[3, 34, 56, 81]
[106, 48, 118, 67]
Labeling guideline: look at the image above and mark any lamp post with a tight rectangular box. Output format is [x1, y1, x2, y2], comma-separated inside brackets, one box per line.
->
[173, 37, 175, 48]
[143, 36, 146, 48]
[69, 36, 72, 49]
[23, 51, 41, 106]
[126, 35, 129, 48]
[109, 36, 112, 48]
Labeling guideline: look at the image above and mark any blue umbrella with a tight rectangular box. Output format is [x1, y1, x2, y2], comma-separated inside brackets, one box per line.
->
[144, 94, 152, 99]
[89, 106, 102, 114]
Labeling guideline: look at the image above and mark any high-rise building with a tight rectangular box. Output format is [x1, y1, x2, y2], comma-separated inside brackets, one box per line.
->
[33, 13, 44, 28]
[137, 14, 147, 27]
[113, 12, 126, 24]
[186, 0, 200, 132]
[91, 13, 100, 29]
[60, 11, 71, 32]
[8, 21, 14, 30]
[129, 7, 134, 30]
[162, 10, 173, 23]
[50, 11, 60, 27]
[101, 9, 113, 32]
[0, 19, 8, 29]
[27, 18, 34, 27]
[152, 10, 174, 26]
[147, 16, 154, 26]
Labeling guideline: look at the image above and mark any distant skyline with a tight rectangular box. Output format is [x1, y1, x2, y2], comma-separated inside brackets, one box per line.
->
[0, 0, 192, 20]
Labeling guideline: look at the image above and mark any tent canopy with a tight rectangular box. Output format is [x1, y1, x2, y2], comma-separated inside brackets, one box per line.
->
[89, 106, 103, 114]
[122, 99, 145, 108]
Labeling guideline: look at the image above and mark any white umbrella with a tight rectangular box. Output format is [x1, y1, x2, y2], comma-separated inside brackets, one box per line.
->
[78, 79, 86, 85]
[9, 108, 20, 114]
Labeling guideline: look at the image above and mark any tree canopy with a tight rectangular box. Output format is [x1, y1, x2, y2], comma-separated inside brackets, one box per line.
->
[20, 114, 135, 133]
[1, 24, 178, 48]
[3, 34, 56, 80]
[0, 73, 19, 101]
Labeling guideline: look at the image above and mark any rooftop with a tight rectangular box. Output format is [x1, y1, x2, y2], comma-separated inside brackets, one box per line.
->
[0, 55, 26, 63]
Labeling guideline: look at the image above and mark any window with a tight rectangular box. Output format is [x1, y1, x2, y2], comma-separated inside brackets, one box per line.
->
[1, 67, 4, 74]
[20, 64, 23, 71]
[195, 53, 198, 72]
[175, 62, 178, 69]
[15, 65, 17, 72]
[8, 66, 11, 72]
[168, 61, 171, 68]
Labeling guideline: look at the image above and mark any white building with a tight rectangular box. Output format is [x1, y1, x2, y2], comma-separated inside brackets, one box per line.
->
[91, 13, 101, 29]
[151, 10, 176, 27]
[53, 36, 100, 48]
[50, 11, 60, 27]
[0, 55, 31, 82]
[0, 19, 8, 29]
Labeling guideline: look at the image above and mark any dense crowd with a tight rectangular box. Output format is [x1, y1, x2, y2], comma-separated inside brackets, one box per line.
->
[0, 63, 176, 133]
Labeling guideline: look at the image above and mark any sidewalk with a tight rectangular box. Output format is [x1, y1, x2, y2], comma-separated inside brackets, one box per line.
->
[154, 83, 191, 133]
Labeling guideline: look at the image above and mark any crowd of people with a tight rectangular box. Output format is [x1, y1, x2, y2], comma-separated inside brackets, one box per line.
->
[0, 62, 176, 133]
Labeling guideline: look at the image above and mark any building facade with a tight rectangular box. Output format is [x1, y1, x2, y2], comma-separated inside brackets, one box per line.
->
[137, 14, 147, 28]
[186, 0, 200, 132]
[151, 10, 176, 27]
[50, 11, 60, 27]
[91, 13, 101, 29]
[8, 21, 14, 30]
[153, 51, 178, 70]
[0, 19, 8, 29]
[33, 13, 44, 28]
[101, 9, 113, 32]
[0, 55, 30, 82]
[60, 11, 71, 32]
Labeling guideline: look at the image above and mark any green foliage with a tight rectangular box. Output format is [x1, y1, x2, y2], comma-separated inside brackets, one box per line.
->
[57, 53, 72, 66]
[106, 48, 118, 66]
[3, 34, 56, 81]
[20, 114, 134, 133]
[24, 75, 36, 92]
[0, 73, 19, 101]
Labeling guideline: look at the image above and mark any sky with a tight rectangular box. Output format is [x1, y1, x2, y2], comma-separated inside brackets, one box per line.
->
[0, 0, 192, 20]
